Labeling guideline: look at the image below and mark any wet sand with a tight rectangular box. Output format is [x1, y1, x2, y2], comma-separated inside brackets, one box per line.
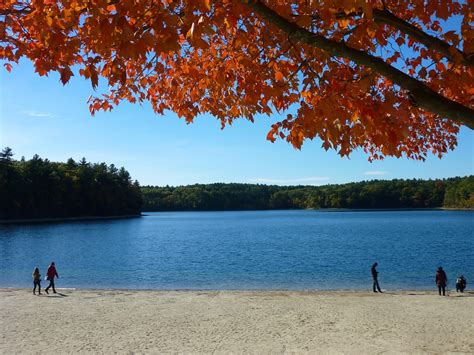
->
[1, 289, 473, 354]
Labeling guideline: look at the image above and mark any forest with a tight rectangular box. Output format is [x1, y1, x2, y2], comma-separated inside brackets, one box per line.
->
[142, 177, 474, 211]
[0, 148, 142, 220]
[1, 147, 472, 220]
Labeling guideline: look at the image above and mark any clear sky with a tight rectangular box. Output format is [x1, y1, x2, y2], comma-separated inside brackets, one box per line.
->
[1, 60, 473, 186]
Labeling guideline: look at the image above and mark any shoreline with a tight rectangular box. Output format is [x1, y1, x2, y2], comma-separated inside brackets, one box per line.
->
[1, 209, 471, 225]
[1, 286, 465, 293]
[0, 214, 142, 225]
[1, 288, 473, 354]
[3, 288, 473, 297]
[142, 207, 473, 212]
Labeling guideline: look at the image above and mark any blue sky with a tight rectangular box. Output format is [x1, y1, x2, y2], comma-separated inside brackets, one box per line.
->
[0, 60, 472, 186]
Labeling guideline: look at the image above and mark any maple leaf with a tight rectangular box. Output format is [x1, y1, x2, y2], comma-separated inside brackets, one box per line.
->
[275, 71, 284, 81]
[60, 67, 73, 85]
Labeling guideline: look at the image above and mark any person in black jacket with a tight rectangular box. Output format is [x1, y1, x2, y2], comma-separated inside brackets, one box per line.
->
[371, 262, 382, 293]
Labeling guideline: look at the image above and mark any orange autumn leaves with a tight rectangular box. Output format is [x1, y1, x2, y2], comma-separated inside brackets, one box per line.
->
[1, 0, 472, 160]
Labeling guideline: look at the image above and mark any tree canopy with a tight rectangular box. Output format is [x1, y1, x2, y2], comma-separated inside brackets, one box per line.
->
[2, 0, 473, 160]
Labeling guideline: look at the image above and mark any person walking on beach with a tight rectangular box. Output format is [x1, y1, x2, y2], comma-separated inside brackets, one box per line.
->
[45, 262, 59, 294]
[435, 266, 448, 296]
[371, 262, 382, 293]
[32, 267, 42, 295]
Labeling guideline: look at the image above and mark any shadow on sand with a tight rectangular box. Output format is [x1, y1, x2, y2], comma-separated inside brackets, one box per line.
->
[43, 292, 68, 298]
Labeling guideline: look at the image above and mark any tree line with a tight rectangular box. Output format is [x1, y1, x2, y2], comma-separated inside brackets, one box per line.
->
[142, 177, 473, 211]
[1, 147, 472, 220]
[0, 148, 142, 220]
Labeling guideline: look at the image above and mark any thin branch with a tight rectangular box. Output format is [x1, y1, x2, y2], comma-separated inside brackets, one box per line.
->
[372, 8, 473, 67]
[306, 8, 472, 66]
[0, 7, 32, 16]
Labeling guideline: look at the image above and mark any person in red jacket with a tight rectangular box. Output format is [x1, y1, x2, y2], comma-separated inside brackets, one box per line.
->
[435, 266, 448, 296]
[45, 262, 59, 294]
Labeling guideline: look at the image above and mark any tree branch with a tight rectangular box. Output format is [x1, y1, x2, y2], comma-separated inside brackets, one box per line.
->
[306, 8, 473, 67]
[372, 9, 473, 67]
[0, 7, 32, 16]
[245, 0, 474, 129]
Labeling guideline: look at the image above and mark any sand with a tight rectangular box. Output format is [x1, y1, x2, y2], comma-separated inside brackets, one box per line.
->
[1, 289, 473, 354]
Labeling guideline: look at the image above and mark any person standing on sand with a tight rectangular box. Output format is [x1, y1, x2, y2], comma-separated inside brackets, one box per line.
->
[371, 262, 382, 293]
[45, 262, 59, 294]
[32, 267, 41, 295]
[435, 266, 448, 296]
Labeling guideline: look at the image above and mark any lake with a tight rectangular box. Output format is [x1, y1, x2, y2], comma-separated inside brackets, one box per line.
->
[0, 211, 472, 290]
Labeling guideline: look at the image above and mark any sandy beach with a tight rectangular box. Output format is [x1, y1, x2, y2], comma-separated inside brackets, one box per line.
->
[1, 289, 473, 354]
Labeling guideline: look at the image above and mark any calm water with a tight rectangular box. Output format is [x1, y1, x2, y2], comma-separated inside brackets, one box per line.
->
[0, 211, 472, 290]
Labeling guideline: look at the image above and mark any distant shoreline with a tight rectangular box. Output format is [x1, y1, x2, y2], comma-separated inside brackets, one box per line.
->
[1, 208, 472, 225]
[309, 207, 474, 212]
[142, 207, 473, 213]
[0, 214, 142, 225]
